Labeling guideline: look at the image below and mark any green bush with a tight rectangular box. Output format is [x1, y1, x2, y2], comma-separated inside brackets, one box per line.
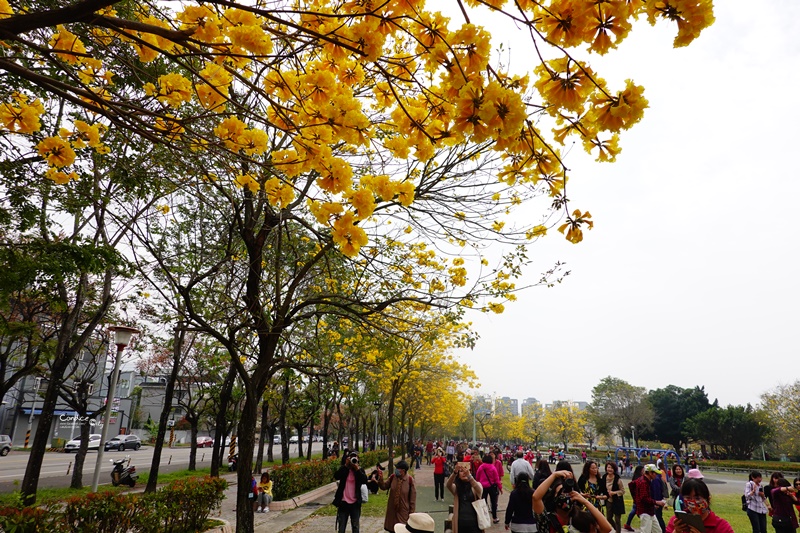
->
[133, 476, 227, 533]
[0, 476, 226, 533]
[63, 490, 136, 532]
[0, 504, 62, 533]
[270, 448, 390, 501]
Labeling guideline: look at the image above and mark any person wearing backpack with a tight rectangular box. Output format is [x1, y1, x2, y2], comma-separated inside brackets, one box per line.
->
[743, 471, 769, 533]
[379, 460, 416, 532]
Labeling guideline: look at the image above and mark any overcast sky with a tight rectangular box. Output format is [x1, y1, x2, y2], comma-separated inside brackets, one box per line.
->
[453, 0, 800, 408]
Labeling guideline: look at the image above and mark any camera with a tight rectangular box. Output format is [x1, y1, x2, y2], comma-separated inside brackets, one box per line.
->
[350, 457, 358, 465]
[562, 478, 576, 491]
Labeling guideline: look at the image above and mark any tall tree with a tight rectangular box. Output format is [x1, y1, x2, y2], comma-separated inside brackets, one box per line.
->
[685, 404, 772, 460]
[544, 402, 586, 451]
[588, 376, 652, 446]
[761, 382, 800, 456]
[644, 385, 716, 452]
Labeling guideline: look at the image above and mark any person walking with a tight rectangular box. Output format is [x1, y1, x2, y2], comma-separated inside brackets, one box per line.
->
[446, 460, 483, 533]
[578, 460, 606, 510]
[631, 464, 665, 533]
[623, 465, 644, 531]
[333, 451, 368, 533]
[476, 452, 502, 524]
[668, 465, 685, 509]
[601, 461, 625, 533]
[504, 472, 537, 533]
[652, 462, 668, 531]
[744, 470, 769, 533]
[432, 447, 447, 501]
[510, 451, 536, 488]
[532, 459, 551, 490]
[769, 478, 798, 533]
[379, 460, 416, 533]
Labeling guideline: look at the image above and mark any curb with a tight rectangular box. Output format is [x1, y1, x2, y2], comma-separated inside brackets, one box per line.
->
[204, 518, 233, 533]
[269, 480, 337, 510]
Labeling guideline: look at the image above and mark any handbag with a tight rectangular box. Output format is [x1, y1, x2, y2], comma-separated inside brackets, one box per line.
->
[472, 497, 492, 530]
[773, 515, 792, 528]
[360, 483, 369, 503]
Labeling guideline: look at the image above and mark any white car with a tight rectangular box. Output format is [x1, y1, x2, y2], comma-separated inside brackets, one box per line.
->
[64, 433, 102, 453]
[289, 435, 299, 443]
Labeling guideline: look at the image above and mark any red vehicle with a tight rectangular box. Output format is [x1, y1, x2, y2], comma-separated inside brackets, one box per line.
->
[196, 436, 214, 448]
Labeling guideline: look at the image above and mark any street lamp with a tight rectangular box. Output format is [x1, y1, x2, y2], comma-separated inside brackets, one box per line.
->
[631, 425, 636, 448]
[373, 401, 380, 451]
[91, 325, 139, 492]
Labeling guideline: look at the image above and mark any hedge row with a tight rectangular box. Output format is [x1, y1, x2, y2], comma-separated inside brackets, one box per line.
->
[0, 476, 227, 533]
[270, 448, 390, 501]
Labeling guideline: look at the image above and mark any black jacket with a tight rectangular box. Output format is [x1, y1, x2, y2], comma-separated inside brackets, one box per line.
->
[601, 473, 626, 515]
[333, 464, 368, 507]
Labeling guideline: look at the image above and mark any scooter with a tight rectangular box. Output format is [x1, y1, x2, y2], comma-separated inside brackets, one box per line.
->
[228, 453, 238, 472]
[110, 455, 138, 487]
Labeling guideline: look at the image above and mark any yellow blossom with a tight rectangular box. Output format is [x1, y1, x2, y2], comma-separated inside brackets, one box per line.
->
[37, 137, 76, 168]
[44, 168, 79, 184]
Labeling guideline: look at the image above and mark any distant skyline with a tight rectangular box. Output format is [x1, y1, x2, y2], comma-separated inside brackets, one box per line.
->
[454, 1, 799, 409]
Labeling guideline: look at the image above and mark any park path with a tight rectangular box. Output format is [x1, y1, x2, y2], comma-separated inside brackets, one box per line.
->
[278, 459, 512, 533]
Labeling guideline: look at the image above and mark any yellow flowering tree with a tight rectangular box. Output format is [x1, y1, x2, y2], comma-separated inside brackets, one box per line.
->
[0, 0, 714, 527]
[761, 382, 800, 456]
[544, 401, 587, 451]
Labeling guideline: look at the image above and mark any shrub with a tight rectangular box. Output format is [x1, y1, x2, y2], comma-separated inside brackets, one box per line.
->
[270, 448, 390, 501]
[132, 476, 227, 533]
[0, 504, 62, 533]
[0, 476, 226, 533]
[62, 490, 136, 533]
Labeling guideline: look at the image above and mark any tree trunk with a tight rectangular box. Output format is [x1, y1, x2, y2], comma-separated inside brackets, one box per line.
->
[294, 423, 304, 458]
[189, 422, 198, 471]
[211, 364, 237, 476]
[279, 376, 290, 464]
[322, 404, 332, 459]
[306, 422, 313, 460]
[255, 401, 269, 472]
[20, 354, 73, 504]
[234, 391, 259, 533]
[145, 325, 184, 493]
[69, 420, 91, 489]
[267, 424, 275, 463]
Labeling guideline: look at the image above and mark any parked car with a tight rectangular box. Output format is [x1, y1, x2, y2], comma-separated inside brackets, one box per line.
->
[64, 433, 102, 453]
[0, 434, 11, 456]
[196, 436, 213, 448]
[273, 435, 281, 444]
[105, 434, 141, 451]
[289, 435, 299, 443]
[215, 436, 232, 447]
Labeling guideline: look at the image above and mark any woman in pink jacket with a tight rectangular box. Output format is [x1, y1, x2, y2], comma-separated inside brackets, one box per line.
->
[476, 453, 502, 524]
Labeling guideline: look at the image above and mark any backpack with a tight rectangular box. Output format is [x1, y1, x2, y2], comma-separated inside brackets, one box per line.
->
[741, 493, 748, 511]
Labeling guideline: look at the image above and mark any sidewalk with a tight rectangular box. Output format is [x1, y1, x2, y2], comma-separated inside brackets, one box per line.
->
[214, 460, 513, 533]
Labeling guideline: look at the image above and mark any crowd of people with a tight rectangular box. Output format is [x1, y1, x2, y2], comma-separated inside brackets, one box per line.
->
[327, 442, 800, 533]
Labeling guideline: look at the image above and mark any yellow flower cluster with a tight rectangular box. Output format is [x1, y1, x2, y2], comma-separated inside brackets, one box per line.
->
[144, 73, 193, 108]
[213, 117, 269, 156]
[0, 93, 43, 134]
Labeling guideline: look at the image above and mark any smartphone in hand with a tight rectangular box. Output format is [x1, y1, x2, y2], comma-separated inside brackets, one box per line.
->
[674, 511, 706, 532]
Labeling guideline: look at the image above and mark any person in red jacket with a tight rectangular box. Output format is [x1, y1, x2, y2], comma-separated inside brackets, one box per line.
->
[431, 447, 447, 501]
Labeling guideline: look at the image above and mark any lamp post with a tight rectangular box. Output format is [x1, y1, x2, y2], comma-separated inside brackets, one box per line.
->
[373, 401, 380, 451]
[631, 425, 636, 448]
[91, 325, 139, 492]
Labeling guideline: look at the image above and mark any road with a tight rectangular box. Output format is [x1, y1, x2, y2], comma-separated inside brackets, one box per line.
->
[0, 441, 325, 492]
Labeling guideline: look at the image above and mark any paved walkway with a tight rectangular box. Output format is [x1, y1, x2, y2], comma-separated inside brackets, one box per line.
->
[226, 459, 512, 533]
[212, 463, 746, 532]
